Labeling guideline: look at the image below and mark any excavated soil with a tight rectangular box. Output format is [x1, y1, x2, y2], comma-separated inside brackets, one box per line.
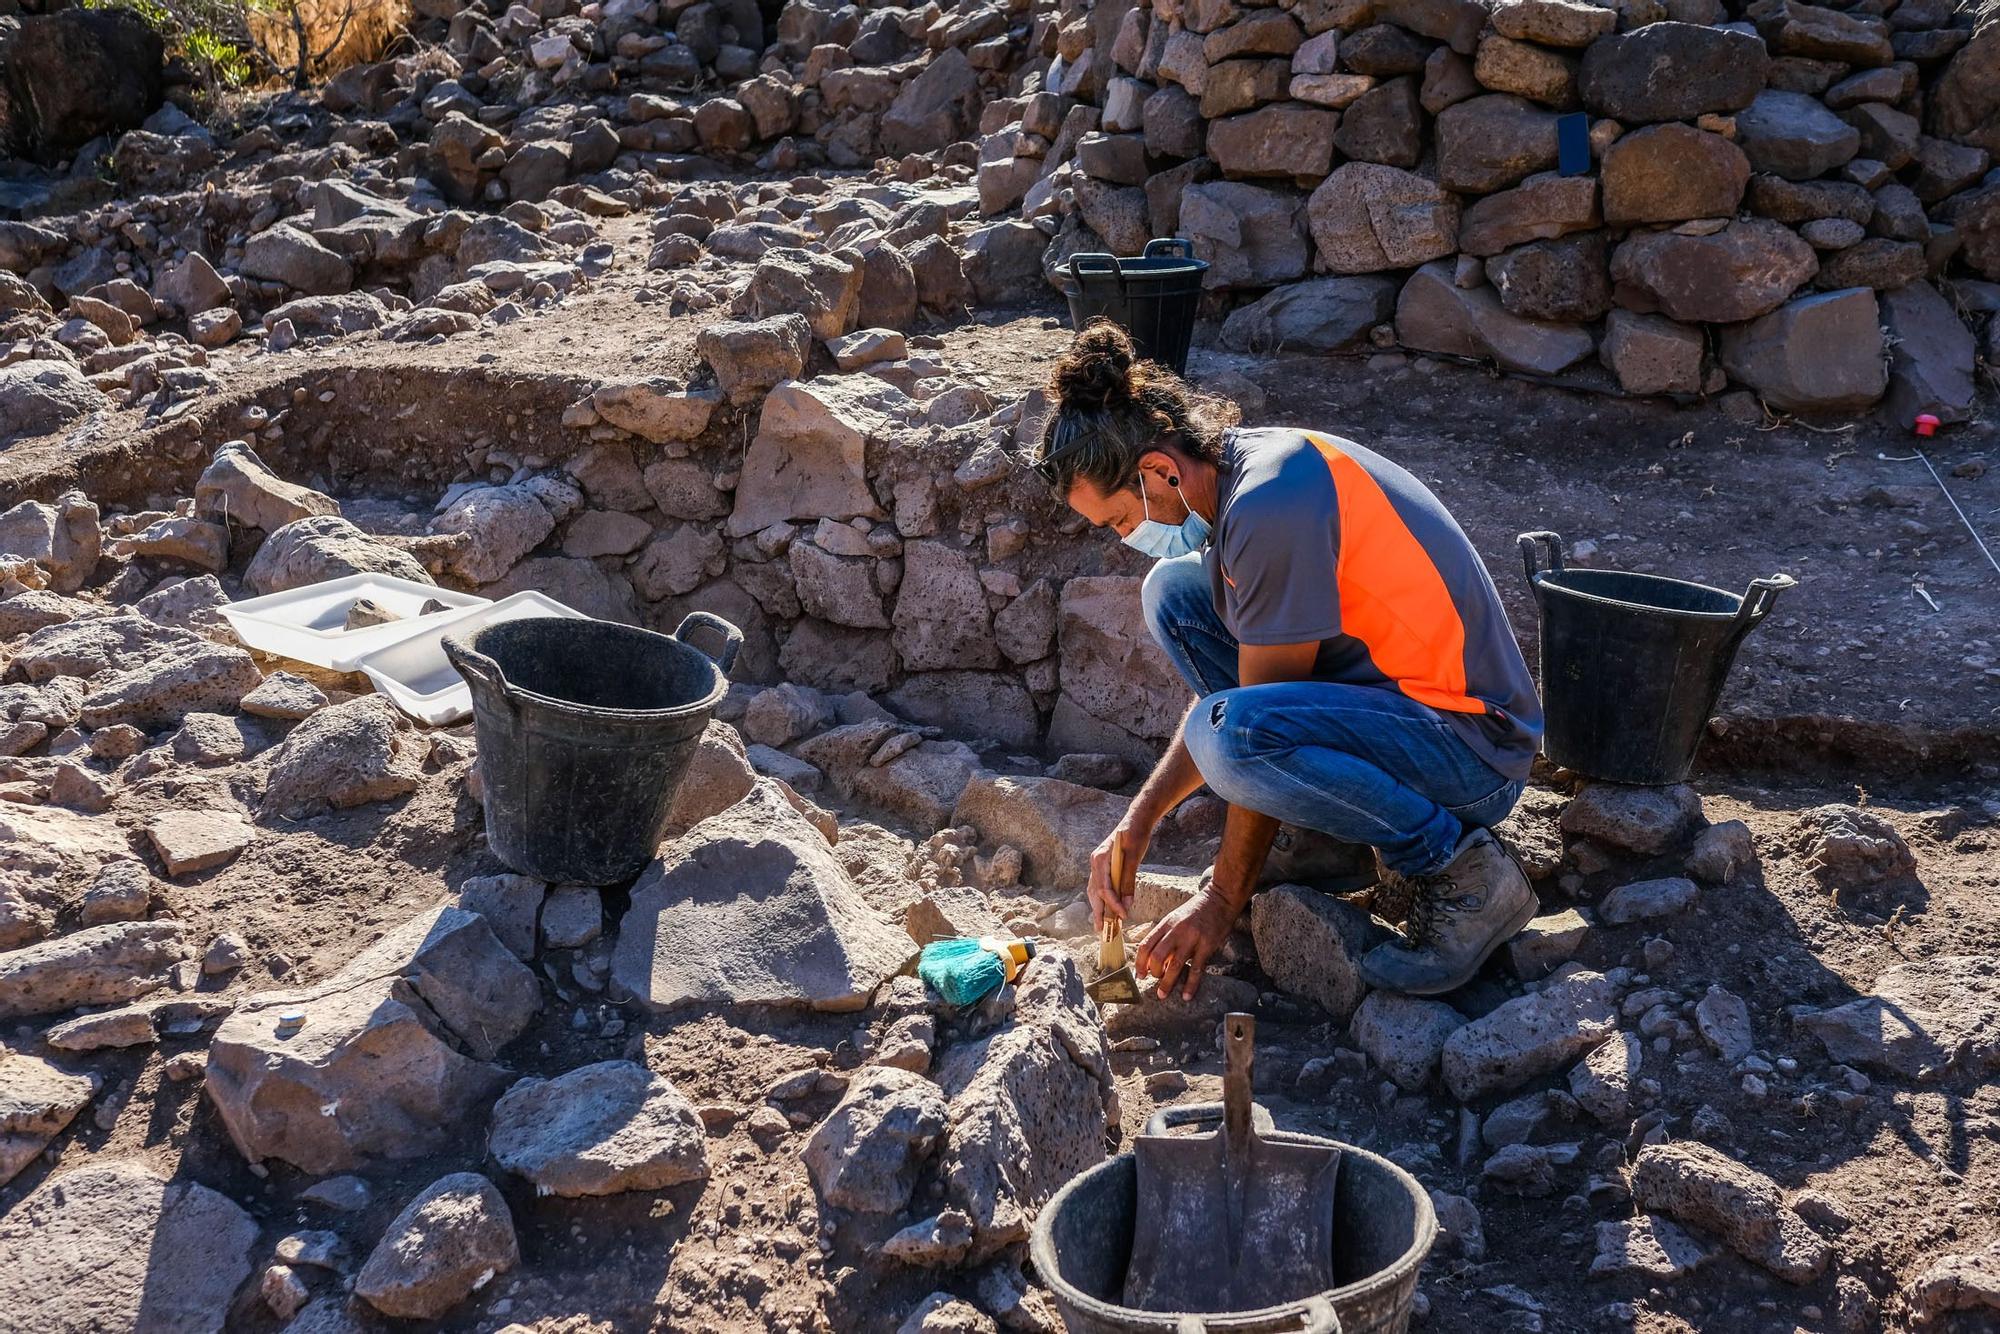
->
[5, 157, 2000, 1334]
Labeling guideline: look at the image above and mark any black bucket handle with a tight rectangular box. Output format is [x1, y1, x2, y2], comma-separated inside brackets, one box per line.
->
[1068, 251, 1125, 295]
[1730, 574, 1796, 639]
[672, 611, 742, 675]
[1143, 237, 1194, 261]
[443, 629, 515, 719]
[1518, 530, 1565, 583]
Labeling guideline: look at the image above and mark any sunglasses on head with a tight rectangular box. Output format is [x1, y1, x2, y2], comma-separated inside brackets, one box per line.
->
[1030, 417, 1100, 488]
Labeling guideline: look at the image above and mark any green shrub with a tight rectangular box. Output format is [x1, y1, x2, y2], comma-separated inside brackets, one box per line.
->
[82, 0, 273, 90]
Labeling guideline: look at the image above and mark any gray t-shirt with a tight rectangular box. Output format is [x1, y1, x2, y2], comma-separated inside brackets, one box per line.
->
[1202, 427, 1543, 781]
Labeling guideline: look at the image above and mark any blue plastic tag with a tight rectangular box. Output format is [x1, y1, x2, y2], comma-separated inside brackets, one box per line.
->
[1558, 112, 1591, 177]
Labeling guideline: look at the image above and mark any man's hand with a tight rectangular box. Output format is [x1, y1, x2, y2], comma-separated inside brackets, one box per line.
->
[1134, 888, 1243, 1001]
[1087, 811, 1155, 931]
[1133, 803, 1276, 1002]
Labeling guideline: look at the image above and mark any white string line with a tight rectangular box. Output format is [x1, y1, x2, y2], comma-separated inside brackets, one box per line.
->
[1878, 450, 2000, 579]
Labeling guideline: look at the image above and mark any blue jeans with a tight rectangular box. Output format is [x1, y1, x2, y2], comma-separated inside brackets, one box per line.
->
[1142, 553, 1522, 877]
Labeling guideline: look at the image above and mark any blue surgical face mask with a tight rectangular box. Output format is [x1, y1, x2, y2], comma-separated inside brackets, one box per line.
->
[1122, 480, 1209, 560]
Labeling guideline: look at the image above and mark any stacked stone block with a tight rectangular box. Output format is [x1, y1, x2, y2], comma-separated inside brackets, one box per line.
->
[989, 0, 2000, 417]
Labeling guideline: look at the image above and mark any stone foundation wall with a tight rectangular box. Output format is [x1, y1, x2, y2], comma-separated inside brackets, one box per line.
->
[105, 360, 1189, 765]
[465, 383, 1185, 763]
[977, 0, 2000, 418]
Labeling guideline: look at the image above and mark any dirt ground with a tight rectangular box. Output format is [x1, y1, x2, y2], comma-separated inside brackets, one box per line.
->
[6, 169, 2000, 1334]
[24, 733, 1999, 1332]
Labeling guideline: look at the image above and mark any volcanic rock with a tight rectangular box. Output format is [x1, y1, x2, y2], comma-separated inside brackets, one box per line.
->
[1734, 90, 1862, 180]
[242, 225, 352, 295]
[1306, 162, 1461, 272]
[1799, 954, 1999, 1080]
[804, 1066, 947, 1212]
[1717, 287, 1887, 413]
[1610, 220, 1818, 324]
[614, 781, 910, 1011]
[728, 375, 902, 535]
[1591, 1214, 1718, 1279]
[260, 696, 427, 818]
[244, 515, 434, 595]
[934, 954, 1115, 1256]
[1220, 275, 1403, 350]
[0, 1049, 95, 1185]
[1332, 76, 1425, 166]
[1179, 182, 1311, 287]
[1435, 94, 1560, 193]
[1599, 309, 1705, 395]
[591, 381, 722, 444]
[1252, 884, 1390, 1022]
[1930, 20, 2000, 156]
[1395, 259, 1596, 374]
[1601, 125, 1750, 225]
[355, 1173, 519, 1319]
[0, 492, 99, 592]
[0, 921, 187, 1020]
[489, 1061, 709, 1196]
[204, 909, 532, 1172]
[0, 363, 108, 445]
[1569, 1031, 1640, 1123]
[1473, 34, 1579, 109]
[951, 773, 1128, 891]
[1880, 279, 1978, 426]
[1632, 1142, 1830, 1283]
[1490, 0, 1616, 47]
[0, 1161, 256, 1331]
[1485, 232, 1612, 321]
[1458, 172, 1601, 256]
[1441, 965, 1618, 1101]
[1598, 876, 1698, 925]
[697, 314, 813, 407]
[1351, 990, 1467, 1089]
[1579, 23, 1770, 123]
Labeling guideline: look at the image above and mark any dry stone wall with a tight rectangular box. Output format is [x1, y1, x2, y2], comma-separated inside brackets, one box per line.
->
[519, 374, 1184, 762]
[84, 355, 1186, 767]
[978, 0, 2000, 418]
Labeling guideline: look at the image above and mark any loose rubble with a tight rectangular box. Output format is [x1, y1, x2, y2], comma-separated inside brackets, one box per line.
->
[0, 0, 1990, 1327]
[354, 1173, 520, 1319]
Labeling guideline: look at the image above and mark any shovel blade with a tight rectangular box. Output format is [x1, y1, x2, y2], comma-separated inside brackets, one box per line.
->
[1123, 1134, 1340, 1313]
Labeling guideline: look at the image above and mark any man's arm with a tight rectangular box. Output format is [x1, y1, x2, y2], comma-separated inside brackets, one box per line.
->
[1086, 701, 1206, 928]
[1133, 640, 1320, 999]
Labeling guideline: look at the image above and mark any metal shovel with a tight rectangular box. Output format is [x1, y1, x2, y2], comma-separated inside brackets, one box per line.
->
[1086, 840, 1142, 1005]
[1122, 1013, 1341, 1314]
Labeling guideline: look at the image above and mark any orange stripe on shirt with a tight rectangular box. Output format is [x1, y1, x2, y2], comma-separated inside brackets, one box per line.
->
[1305, 432, 1482, 715]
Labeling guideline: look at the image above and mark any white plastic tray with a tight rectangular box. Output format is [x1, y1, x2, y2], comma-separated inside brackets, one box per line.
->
[219, 573, 490, 671]
[355, 590, 589, 726]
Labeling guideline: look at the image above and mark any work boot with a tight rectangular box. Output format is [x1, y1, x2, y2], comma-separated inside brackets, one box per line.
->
[1358, 829, 1536, 997]
[1258, 824, 1377, 890]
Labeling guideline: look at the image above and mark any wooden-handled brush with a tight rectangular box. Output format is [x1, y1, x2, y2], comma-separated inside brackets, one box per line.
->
[1087, 841, 1142, 1005]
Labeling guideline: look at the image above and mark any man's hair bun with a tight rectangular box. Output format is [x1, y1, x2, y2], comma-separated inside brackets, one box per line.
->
[1050, 319, 1137, 412]
[1033, 316, 1238, 495]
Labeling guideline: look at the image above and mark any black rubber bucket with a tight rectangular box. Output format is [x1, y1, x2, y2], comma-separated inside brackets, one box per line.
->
[1519, 531, 1795, 786]
[445, 612, 742, 886]
[1030, 1104, 1435, 1334]
[1065, 239, 1209, 374]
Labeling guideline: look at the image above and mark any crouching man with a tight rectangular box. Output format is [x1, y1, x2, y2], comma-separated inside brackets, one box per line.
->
[1033, 323, 1544, 1000]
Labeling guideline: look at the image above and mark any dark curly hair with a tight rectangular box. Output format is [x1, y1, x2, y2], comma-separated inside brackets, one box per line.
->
[1032, 320, 1239, 495]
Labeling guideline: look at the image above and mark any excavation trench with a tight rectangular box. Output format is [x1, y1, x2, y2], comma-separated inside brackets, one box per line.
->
[8, 359, 1995, 780]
